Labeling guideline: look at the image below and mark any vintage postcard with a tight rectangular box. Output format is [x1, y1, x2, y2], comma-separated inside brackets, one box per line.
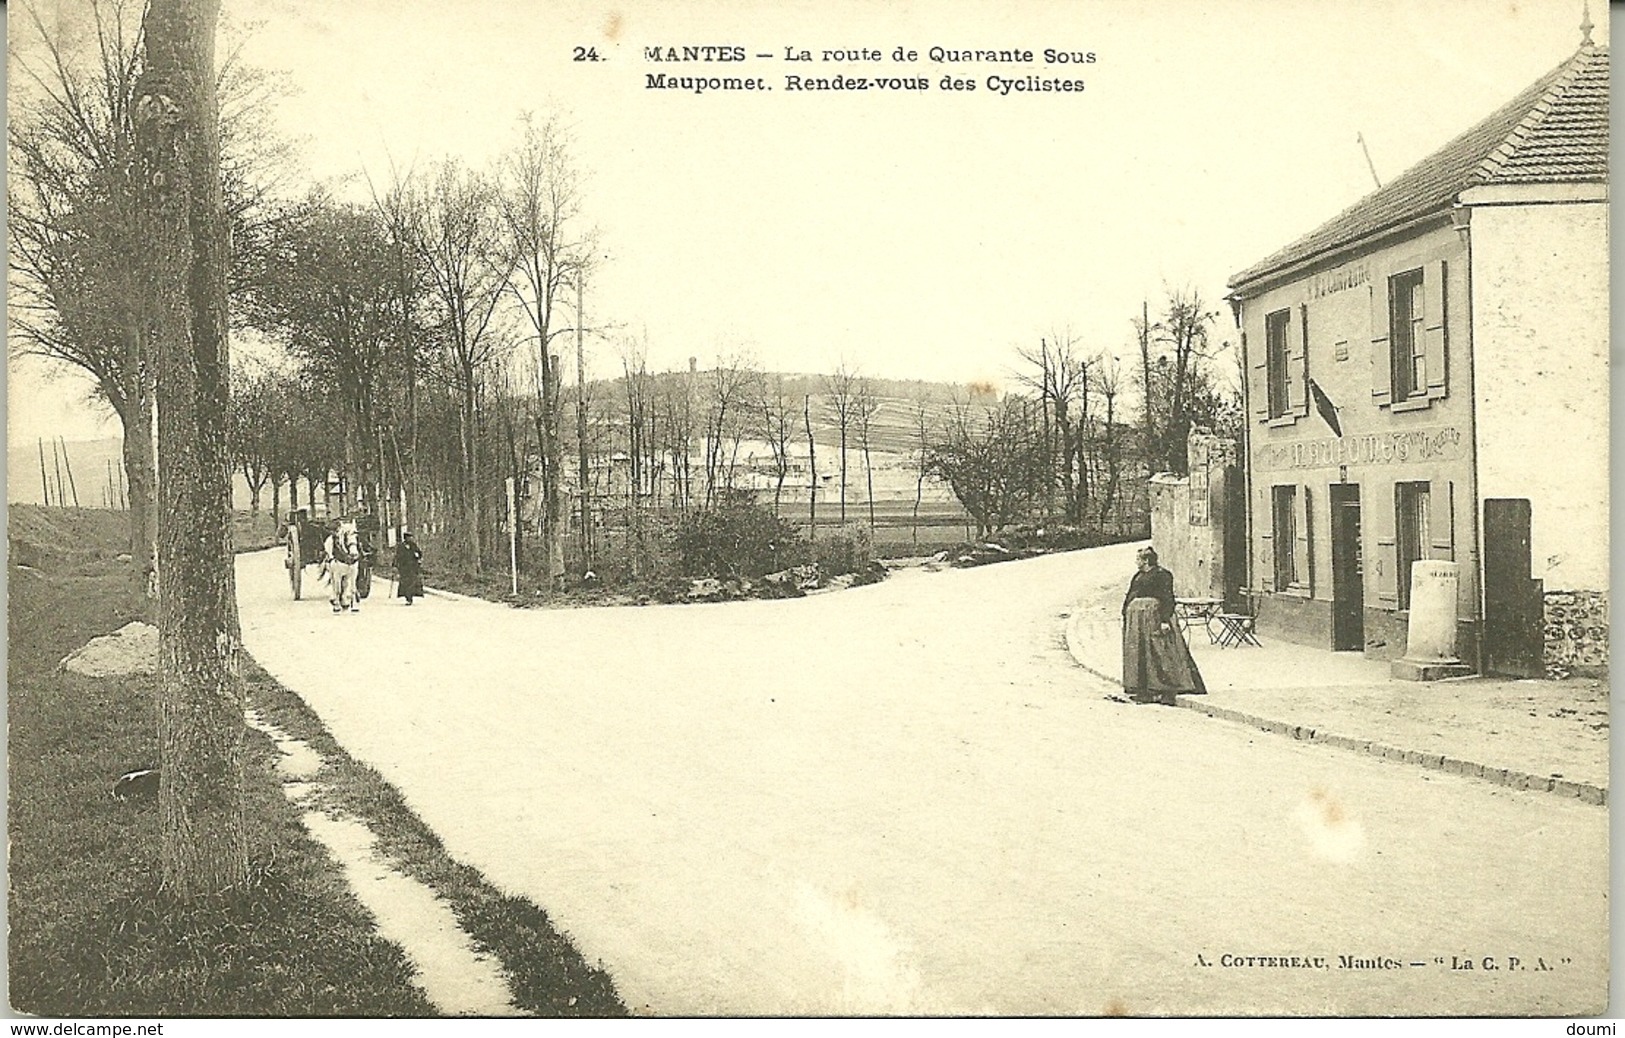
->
[7, 0, 1610, 1023]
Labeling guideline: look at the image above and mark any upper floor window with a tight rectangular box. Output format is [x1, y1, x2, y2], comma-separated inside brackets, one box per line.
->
[1266, 308, 1291, 418]
[1390, 269, 1426, 400]
[1371, 260, 1447, 410]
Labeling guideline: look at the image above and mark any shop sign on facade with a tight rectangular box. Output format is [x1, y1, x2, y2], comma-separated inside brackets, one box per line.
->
[1256, 426, 1463, 471]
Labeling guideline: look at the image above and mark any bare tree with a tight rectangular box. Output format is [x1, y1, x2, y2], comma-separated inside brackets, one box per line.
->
[136, 0, 246, 899]
[701, 353, 760, 507]
[1015, 331, 1092, 524]
[660, 374, 696, 511]
[853, 379, 880, 530]
[10, 0, 289, 595]
[909, 394, 934, 551]
[240, 192, 399, 517]
[803, 394, 818, 539]
[1094, 356, 1125, 531]
[1134, 299, 1156, 476]
[926, 395, 1048, 538]
[411, 158, 513, 570]
[1154, 287, 1221, 476]
[822, 362, 860, 523]
[364, 165, 435, 530]
[619, 340, 659, 575]
[754, 375, 798, 515]
[496, 114, 593, 588]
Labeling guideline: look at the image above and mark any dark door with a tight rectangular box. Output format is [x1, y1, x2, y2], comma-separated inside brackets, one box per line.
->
[1330, 484, 1364, 651]
[1483, 498, 1543, 678]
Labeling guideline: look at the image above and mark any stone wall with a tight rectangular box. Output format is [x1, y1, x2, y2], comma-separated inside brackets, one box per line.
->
[1544, 590, 1609, 677]
[1149, 431, 1238, 601]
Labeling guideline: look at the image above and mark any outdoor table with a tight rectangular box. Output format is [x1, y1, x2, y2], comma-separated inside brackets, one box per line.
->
[1174, 597, 1224, 642]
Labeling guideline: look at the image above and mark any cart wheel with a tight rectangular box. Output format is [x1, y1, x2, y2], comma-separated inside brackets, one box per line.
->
[357, 560, 372, 600]
[287, 529, 303, 600]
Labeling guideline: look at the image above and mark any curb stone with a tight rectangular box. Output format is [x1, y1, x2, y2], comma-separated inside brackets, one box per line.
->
[1174, 694, 1607, 807]
[1063, 608, 1607, 807]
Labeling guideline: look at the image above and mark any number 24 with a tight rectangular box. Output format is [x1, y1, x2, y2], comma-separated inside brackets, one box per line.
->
[573, 46, 601, 61]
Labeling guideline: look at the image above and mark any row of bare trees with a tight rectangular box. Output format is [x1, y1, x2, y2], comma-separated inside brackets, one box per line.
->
[925, 289, 1240, 538]
[10, 0, 599, 590]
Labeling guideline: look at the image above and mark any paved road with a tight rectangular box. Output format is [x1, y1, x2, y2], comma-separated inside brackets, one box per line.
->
[236, 544, 1607, 1016]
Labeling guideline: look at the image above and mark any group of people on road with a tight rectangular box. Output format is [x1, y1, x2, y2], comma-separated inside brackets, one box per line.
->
[322, 519, 425, 614]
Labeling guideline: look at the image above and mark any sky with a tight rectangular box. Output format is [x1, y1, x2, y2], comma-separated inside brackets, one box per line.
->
[6, 0, 1610, 443]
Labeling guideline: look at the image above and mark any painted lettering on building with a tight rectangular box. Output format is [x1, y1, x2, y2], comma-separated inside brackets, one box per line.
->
[1256, 426, 1462, 471]
[1308, 263, 1370, 300]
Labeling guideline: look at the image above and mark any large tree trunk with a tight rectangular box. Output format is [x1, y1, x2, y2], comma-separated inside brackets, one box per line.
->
[119, 397, 159, 604]
[136, 0, 248, 900]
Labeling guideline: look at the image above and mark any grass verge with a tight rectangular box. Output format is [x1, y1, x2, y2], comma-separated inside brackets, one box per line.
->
[8, 504, 625, 1016]
[247, 663, 627, 1017]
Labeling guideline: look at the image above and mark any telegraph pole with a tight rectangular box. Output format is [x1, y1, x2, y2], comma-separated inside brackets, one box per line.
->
[38, 439, 51, 506]
[575, 272, 592, 568]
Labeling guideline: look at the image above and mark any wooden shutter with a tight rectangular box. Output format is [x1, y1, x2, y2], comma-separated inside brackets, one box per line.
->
[1298, 484, 1314, 594]
[1424, 259, 1448, 400]
[1369, 278, 1392, 407]
[1375, 484, 1399, 607]
[1431, 480, 1456, 562]
[1258, 486, 1275, 592]
[1247, 326, 1270, 423]
[1291, 304, 1310, 417]
[1374, 536, 1398, 606]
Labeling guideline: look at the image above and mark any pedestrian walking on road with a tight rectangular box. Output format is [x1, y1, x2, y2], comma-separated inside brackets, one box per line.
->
[1121, 546, 1206, 704]
[325, 518, 362, 614]
[394, 527, 424, 605]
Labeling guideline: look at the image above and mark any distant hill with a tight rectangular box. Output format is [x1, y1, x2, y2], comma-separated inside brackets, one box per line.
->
[6, 373, 1000, 508]
[591, 370, 1001, 458]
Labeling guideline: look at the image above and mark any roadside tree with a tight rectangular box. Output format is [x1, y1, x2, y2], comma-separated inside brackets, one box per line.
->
[137, 0, 247, 899]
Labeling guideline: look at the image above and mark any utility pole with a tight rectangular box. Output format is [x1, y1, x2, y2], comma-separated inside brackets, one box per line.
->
[38, 439, 51, 506]
[59, 437, 80, 507]
[51, 438, 66, 509]
[804, 395, 817, 540]
[575, 272, 592, 568]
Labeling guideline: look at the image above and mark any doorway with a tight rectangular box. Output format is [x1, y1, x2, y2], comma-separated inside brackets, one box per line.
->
[1330, 484, 1364, 651]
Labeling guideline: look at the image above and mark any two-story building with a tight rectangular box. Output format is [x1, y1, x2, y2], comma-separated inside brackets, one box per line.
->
[1226, 39, 1608, 676]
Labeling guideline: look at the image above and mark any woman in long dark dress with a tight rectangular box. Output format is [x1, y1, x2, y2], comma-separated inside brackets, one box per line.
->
[394, 528, 425, 605]
[1121, 546, 1206, 704]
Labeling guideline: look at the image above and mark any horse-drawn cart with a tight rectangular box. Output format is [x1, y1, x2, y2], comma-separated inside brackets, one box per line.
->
[281, 510, 378, 601]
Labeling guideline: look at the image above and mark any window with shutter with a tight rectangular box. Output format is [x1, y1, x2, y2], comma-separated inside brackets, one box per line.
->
[1266, 309, 1291, 419]
[1389, 269, 1426, 402]
[1272, 485, 1297, 590]
[1395, 481, 1431, 610]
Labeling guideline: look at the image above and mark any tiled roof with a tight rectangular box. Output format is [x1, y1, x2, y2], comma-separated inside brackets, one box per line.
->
[1230, 45, 1609, 289]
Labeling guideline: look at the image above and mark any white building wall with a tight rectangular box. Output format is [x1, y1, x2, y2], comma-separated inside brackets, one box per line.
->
[1470, 199, 1609, 592]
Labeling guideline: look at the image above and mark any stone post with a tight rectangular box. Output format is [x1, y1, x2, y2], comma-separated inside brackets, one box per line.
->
[1392, 560, 1473, 680]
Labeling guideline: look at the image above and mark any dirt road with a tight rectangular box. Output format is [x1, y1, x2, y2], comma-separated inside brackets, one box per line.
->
[236, 544, 1607, 1016]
